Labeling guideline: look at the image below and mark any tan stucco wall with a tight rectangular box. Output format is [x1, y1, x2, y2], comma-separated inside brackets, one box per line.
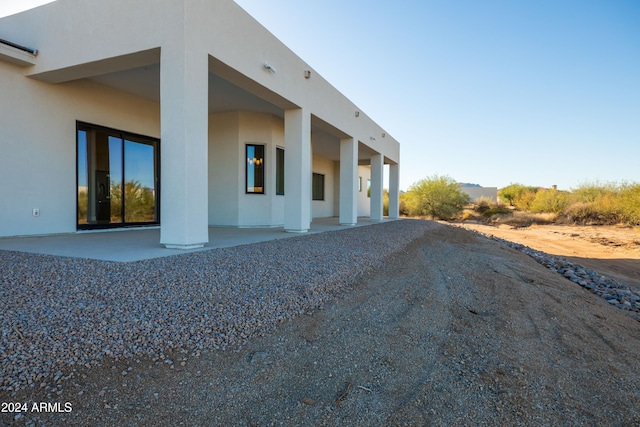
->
[209, 111, 341, 225]
[311, 156, 336, 218]
[0, 60, 159, 237]
[0, 0, 399, 238]
[237, 112, 285, 226]
[209, 112, 286, 227]
[208, 112, 240, 225]
[460, 187, 498, 202]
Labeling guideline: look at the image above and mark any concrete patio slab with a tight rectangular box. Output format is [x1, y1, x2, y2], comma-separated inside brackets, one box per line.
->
[0, 218, 388, 262]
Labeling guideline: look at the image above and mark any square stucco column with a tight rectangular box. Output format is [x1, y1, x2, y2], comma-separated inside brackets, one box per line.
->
[370, 153, 384, 221]
[339, 137, 358, 225]
[284, 108, 311, 232]
[159, 46, 209, 249]
[388, 163, 400, 219]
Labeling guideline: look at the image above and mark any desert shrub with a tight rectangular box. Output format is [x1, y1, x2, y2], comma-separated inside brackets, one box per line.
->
[404, 175, 471, 220]
[529, 188, 571, 214]
[482, 207, 512, 218]
[399, 192, 410, 216]
[563, 181, 640, 225]
[490, 181, 640, 226]
[499, 184, 538, 208]
[461, 210, 474, 221]
[473, 197, 493, 214]
[495, 211, 557, 227]
[618, 183, 640, 225]
[383, 189, 389, 217]
[562, 202, 609, 225]
[513, 188, 538, 211]
[571, 182, 619, 203]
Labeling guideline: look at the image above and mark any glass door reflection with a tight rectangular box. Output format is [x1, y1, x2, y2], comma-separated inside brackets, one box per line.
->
[124, 140, 157, 223]
[77, 123, 159, 229]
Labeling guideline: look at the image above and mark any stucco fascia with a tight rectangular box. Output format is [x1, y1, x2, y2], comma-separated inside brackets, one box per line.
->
[0, 0, 399, 163]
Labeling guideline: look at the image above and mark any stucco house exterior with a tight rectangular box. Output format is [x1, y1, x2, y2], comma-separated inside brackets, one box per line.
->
[459, 185, 498, 203]
[0, 0, 400, 249]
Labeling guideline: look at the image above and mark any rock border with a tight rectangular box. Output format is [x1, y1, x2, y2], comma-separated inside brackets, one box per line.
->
[461, 226, 640, 316]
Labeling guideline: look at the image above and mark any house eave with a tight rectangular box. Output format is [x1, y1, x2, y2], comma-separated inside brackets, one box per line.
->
[0, 39, 37, 67]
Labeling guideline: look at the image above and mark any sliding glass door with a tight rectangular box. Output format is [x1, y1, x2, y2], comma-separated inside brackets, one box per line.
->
[77, 123, 159, 229]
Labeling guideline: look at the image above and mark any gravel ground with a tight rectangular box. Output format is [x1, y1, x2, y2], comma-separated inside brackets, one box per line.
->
[2, 219, 640, 426]
[1, 220, 424, 394]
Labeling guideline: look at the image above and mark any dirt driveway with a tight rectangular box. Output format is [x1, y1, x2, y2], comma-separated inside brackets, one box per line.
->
[2, 221, 640, 426]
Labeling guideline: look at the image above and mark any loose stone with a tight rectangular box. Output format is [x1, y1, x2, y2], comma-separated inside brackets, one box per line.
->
[0, 221, 428, 392]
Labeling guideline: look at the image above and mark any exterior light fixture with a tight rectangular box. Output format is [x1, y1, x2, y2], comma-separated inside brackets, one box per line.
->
[263, 62, 277, 73]
[382, 133, 386, 138]
[355, 111, 360, 117]
[370, 136, 376, 141]
[304, 70, 311, 79]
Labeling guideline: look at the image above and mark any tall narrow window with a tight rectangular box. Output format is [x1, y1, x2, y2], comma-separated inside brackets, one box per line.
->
[312, 173, 325, 201]
[276, 147, 285, 195]
[359, 176, 362, 192]
[246, 144, 265, 194]
[77, 122, 159, 229]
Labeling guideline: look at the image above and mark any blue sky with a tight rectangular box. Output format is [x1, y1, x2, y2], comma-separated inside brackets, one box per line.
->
[3, 0, 639, 191]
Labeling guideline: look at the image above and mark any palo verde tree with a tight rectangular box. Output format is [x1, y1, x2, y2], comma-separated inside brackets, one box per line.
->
[498, 183, 538, 207]
[405, 175, 471, 220]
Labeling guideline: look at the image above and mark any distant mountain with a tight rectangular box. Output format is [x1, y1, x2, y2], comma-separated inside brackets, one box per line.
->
[458, 183, 482, 188]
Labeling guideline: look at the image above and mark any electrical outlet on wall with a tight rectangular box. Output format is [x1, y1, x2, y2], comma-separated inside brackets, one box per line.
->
[32, 208, 40, 217]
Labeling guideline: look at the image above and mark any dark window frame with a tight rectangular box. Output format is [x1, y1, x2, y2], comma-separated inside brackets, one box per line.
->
[245, 144, 265, 194]
[276, 147, 285, 196]
[76, 121, 160, 230]
[312, 172, 325, 201]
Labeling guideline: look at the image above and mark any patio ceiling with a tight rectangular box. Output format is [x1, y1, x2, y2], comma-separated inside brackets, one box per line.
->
[88, 63, 285, 117]
[85, 57, 379, 163]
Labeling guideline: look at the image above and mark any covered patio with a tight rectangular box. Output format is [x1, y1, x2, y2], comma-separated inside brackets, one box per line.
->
[0, 0, 400, 250]
[0, 217, 394, 262]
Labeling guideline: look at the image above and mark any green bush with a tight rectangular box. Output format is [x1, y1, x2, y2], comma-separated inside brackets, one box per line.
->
[560, 182, 640, 225]
[529, 189, 571, 214]
[399, 192, 410, 216]
[383, 189, 389, 217]
[618, 183, 640, 225]
[404, 175, 471, 220]
[499, 184, 539, 208]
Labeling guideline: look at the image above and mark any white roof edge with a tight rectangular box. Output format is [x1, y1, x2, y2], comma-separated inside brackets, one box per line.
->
[0, 41, 37, 66]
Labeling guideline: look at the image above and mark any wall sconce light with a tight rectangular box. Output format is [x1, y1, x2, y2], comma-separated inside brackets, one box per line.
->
[355, 111, 360, 117]
[370, 136, 376, 141]
[382, 133, 386, 138]
[304, 70, 311, 79]
[263, 62, 277, 73]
